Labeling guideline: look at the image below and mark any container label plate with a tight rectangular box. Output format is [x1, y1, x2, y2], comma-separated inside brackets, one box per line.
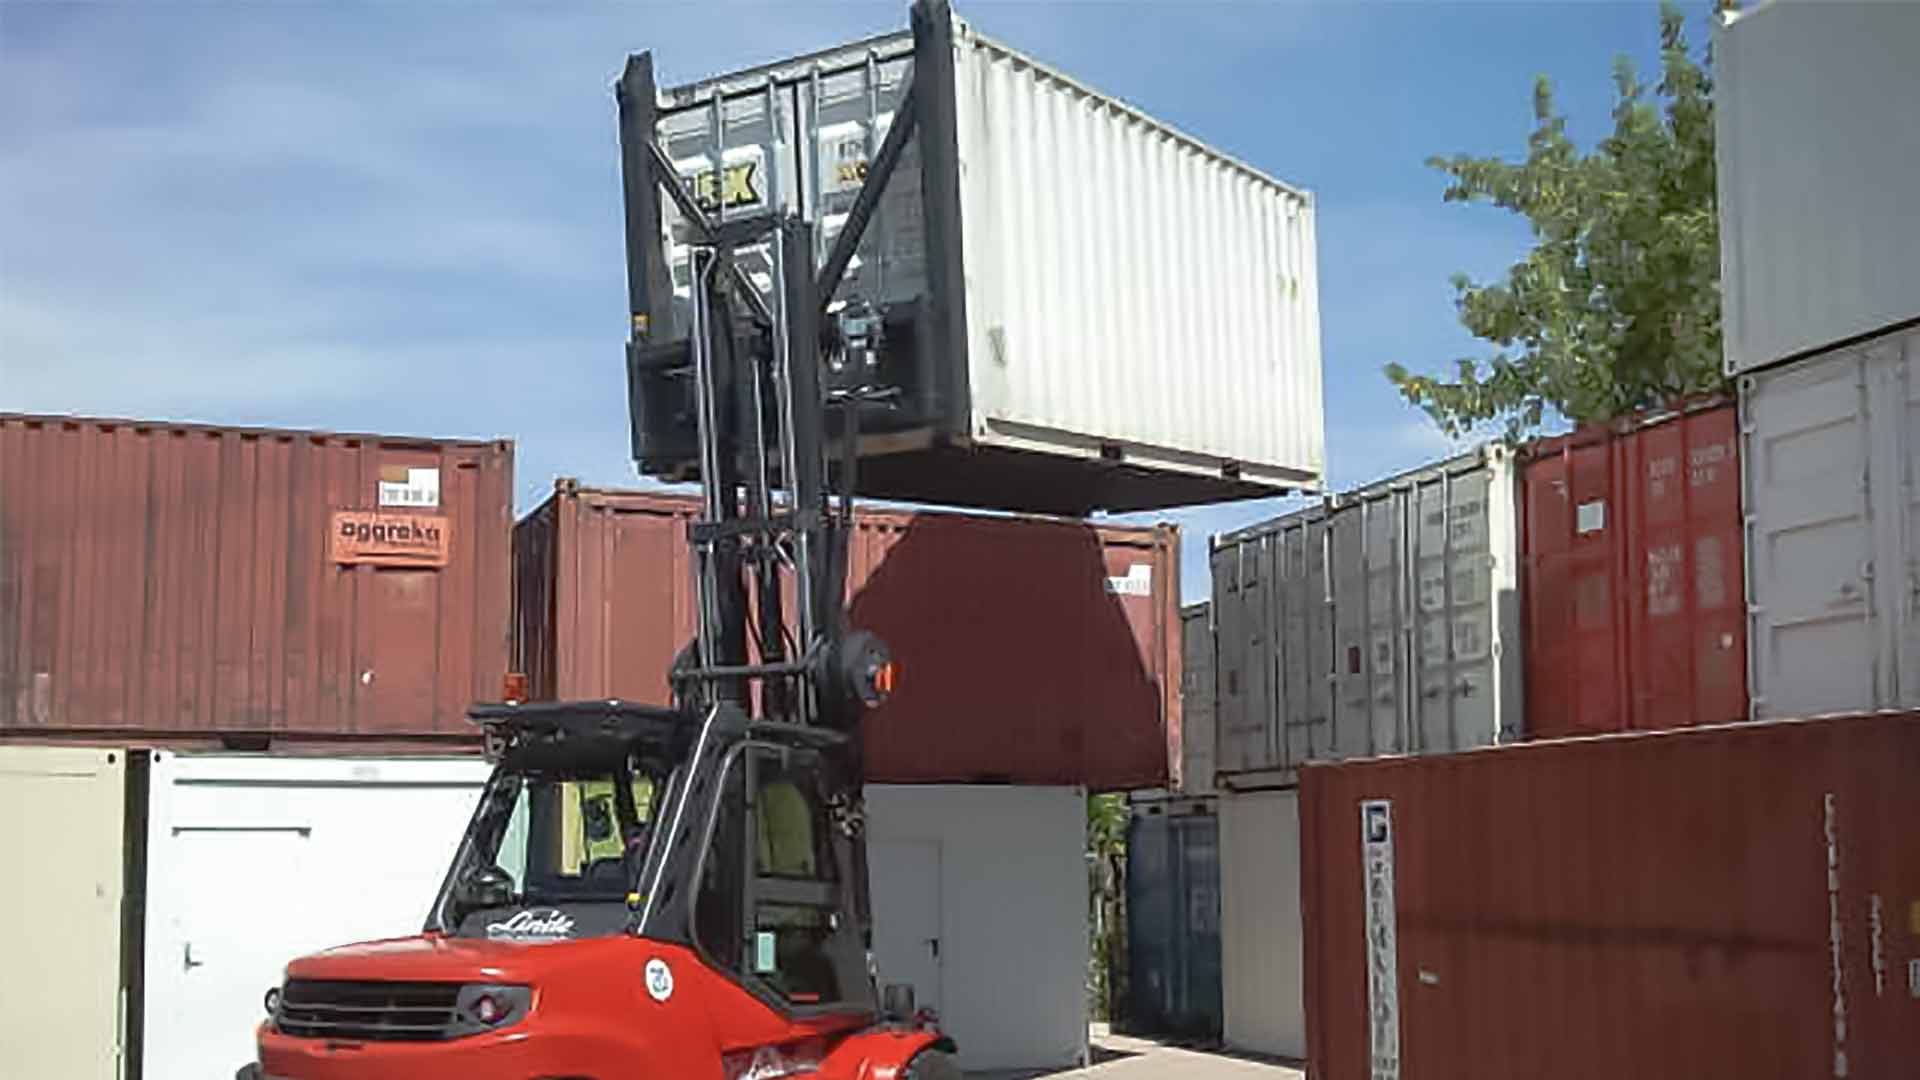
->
[330, 511, 452, 568]
[1361, 798, 1401, 1080]
[378, 466, 440, 508]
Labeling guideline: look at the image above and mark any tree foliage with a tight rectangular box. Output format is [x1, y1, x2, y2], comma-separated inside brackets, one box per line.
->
[1385, 3, 1724, 438]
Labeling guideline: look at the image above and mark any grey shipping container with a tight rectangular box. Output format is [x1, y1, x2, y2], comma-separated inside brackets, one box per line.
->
[1211, 445, 1523, 781]
[619, 0, 1323, 516]
[1125, 804, 1222, 1039]
[1179, 604, 1217, 795]
[1742, 324, 1920, 718]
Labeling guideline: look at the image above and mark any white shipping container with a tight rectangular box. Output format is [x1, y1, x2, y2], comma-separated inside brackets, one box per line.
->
[140, 752, 493, 1080]
[1211, 446, 1523, 780]
[866, 784, 1089, 1074]
[1741, 325, 1920, 718]
[1217, 788, 1305, 1061]
[1714, 0, 1920, 375]
[0, 746, 126, 1080]
[649, 6, 1323, 510]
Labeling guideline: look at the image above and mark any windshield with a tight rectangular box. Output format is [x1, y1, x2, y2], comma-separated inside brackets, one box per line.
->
[442, 754, 667, 940]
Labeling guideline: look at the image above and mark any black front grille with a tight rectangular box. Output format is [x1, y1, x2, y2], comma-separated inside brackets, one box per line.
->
[277, 979, 463, 1042]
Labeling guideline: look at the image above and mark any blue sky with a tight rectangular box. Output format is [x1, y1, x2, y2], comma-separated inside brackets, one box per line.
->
[1, 1, 1700, 600]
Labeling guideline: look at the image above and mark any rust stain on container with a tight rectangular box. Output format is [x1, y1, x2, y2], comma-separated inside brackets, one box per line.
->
[0, 413, 513, 740]
[1521, 400, 1748, 737]
[512, 483, 1181, 790]
[1301, 713, 1920, 1080]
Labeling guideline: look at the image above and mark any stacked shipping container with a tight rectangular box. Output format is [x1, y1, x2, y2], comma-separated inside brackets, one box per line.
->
[1211, 444, 1523, 784]
[1521, 400, 1747, 737]
[1714, 0, 1920, 722]
[513, 482, 1182, 790]
[0, 414, 513, 746]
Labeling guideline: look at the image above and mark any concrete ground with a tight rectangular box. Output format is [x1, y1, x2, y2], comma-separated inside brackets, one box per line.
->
[967, 1027, 1306, 1080]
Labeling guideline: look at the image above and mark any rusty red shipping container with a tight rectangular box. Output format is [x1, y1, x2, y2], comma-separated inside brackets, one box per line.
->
[1521, 400, 1747, 738]
[513, 482, 1181, 790]
[0, 413, 512, 743]
[1300, 714, 1920, 1080]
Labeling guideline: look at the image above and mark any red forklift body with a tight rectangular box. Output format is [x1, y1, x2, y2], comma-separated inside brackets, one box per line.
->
[256, 939, 937, 1079]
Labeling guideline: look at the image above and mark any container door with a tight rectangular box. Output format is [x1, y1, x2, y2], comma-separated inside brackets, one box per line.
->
[1176, 815, 1224, 1038]
[1743, 351, 1881, 717]
[1212, 541, 1271, 774]
[1331, 495, 1408, 759]
[0, 747, 125, 1080]
[1875, 332, 1920, 707]
[157, 824, 310, 1076]
[869, 837, 944, 1020]
[1411, 465, 1503, 752]
[1279, 523, 1328, 767]
[1124, 814, 1174, 1029]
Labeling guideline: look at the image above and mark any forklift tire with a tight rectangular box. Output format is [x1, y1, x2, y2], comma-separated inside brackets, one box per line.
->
[902, 1049, 961, 1080]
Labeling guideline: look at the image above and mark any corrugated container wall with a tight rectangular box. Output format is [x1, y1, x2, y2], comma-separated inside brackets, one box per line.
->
[1125, 806, 1222, 1039]
[639, 7, 1322, 515]
[1715, 0, 1920, 374]
[1742, 326, 1920, 718]
[1179, 603, 1216, 794]
[1211, 446, 1522, 782]
[1521, 401, 1747, 737]
[1300, 713, 1920, 1080]
[513, 484, 1179, 790]
[0, 415, 513, 744]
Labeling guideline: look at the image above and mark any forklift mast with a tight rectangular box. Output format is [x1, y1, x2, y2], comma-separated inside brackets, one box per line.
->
[606, 0, 952, 1006]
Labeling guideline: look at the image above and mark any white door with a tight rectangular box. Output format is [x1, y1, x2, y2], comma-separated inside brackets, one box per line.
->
[150, 826, 310, 1078]
[868, 837, 942, 1018]
[1742, 349, 1880, 717]
[0, 747, 125, 1080]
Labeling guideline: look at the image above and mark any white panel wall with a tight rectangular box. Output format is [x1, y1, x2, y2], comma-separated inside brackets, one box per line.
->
[1716, 0, 1920, 374]
[867, 784, 1088, 1073]
[141, 753, 491, 1080]
[1218, 788, 1306, 1061]
[0, 746, 125, 1080]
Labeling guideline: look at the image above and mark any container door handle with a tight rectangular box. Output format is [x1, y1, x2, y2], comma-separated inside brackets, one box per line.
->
[183, 941, 206, 970]
[925, 937, 940, 960]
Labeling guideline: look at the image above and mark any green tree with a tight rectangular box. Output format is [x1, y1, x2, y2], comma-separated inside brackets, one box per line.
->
[1385, 3, 1724, 438]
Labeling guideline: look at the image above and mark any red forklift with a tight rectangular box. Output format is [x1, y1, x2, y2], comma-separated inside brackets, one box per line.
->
[247, 4, 965, 1076]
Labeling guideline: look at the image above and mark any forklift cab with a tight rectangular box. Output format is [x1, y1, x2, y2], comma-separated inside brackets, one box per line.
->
[429, 700, 879, 1017]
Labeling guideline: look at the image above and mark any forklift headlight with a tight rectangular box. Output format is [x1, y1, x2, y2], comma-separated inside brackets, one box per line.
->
[263, 986, 281, 1017]
[455, 984, 533, 1031]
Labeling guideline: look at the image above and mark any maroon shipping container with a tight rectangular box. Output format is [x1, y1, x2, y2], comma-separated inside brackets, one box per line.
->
[1300, 714, 1920, 1080]
[1521, 401, 1747, 738]
[0, 413, 512, 743]
[513, 482, 1181, 790]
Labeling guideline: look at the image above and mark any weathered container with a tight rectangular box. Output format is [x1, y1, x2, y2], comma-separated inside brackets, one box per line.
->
[1715, 0, 1920, 375]
[0, 745, 126, 1080]
[1520, 401, 1747, 738]
[1218, 788, 1306, 1061]
[0, 413, 513, 743]
[1211, 445, 1523, 783]
[868, 785, 1089, 1072]
[627, 2, 1323, 515]
[513, 483, 1180, 790]
[1179, 603, 1217, 795]
[1126, 804, 1222, 1039]
[1742, 326, 1920, 718]
[1300, 712, 1920, 1080]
